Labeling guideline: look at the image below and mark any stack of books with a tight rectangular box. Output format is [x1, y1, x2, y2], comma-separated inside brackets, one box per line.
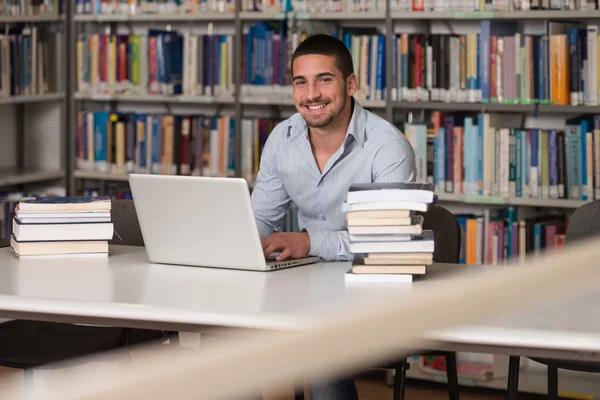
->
[10, 196, 114, 258]
[343, 183, 437, 283]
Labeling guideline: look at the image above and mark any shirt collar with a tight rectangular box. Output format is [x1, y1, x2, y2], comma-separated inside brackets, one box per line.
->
[288, 98, 366, 147]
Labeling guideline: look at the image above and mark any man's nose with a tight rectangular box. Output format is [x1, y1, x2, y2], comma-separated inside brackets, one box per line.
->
[307, 82, 321, 100]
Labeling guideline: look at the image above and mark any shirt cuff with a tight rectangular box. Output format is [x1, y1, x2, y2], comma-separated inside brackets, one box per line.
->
[304, 227, 349, 262]
[256, 219, 273, 240]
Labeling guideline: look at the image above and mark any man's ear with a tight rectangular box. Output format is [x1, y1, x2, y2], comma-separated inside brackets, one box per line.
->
[346, 73, 358, 97]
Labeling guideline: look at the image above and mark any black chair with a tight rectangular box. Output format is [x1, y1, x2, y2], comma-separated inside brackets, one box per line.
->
[388, 205, 461, 400]
[0, 199, 168, 382]
[506, 200, 600, 400]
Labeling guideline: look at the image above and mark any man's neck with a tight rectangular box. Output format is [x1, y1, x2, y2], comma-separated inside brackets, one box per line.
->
[308, 98, 353, 154]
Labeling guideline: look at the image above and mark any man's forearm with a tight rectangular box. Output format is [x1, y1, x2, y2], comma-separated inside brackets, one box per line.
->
[303, 227, 352, 262]
[255, 218, 275, 240]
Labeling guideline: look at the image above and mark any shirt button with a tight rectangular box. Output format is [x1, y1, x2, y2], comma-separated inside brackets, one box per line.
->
[321, 216, 326, 221]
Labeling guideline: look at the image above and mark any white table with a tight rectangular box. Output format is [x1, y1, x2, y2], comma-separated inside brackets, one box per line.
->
[1, 245, 600, 365]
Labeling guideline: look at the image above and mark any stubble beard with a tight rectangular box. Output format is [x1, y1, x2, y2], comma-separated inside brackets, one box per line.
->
[303, 94, 346, 129]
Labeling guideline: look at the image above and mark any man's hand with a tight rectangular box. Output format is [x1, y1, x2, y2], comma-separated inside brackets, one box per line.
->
[262, 232, 311, 261]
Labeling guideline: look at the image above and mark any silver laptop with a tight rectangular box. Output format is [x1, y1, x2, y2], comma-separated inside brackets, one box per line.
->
[128, 174, 321, 271]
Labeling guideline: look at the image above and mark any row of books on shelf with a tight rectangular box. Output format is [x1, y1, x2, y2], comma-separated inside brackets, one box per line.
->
[77, 30, 233, 97]
[2, 0, 59, 16]
[75, 22, 384, 102]
[75, 111, 278, 181]
[457, 207, 567, 265]
[391, 22, 600, 106]
[393, 0, 598, 11]
[75, 0, 386, 14]
[0, 26, 58, 97]
[407, 111, 600, 201]
[245, 23, 385, 101]
[245, 23, 386, 101]
[72, 0, 600, 14]
[75, 0, 235, 15]
[75, 20, 600, 107]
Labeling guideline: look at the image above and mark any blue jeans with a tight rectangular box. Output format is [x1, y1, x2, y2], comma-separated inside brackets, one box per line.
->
[309, 378, 358, 400]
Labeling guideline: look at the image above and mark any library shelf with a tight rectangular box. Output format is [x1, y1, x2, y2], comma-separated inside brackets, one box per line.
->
[293, 11, 386, 19]
[239, 11, 287, 20]
[0, 14, 65, 23]
[0, 93, 65, 105]
[392, 101, 600, 114]
[74, 93, 235, 104]
[239, 95, 386, 109]
[437, 193, 588, 209]
[74, 12, 235, 22]
[391, 10, 600, 20]
[74, 170, 130, 182]
[0, 169, 64, 187]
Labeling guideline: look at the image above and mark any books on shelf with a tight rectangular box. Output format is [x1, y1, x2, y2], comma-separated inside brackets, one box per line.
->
[10, 196, 113, 257]
[76, 31, 234, 97]
[0, 25, 59, 97]
[74, 0, 386, 14]
[76, 0, 235, 15]
[3, 0, 59, 16]
[391, 0, 597, 11]
[242, 22, 386, 102]
[455, 207, 567, 265]
[344, 182, 436, 283]
[391, 21, 600, 106]
[76, 112, 237, 179]
[408, 111, 600, 202]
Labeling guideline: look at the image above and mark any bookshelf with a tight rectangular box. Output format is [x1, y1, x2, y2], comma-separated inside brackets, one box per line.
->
[0, 1, 68, 215]
[67, 2, 600, 203]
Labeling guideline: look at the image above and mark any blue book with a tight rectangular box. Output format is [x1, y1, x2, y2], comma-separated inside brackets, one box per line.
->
[93, 111, 109, 172]
[376, 35, 385, 100]
[515, 129, 522, 197]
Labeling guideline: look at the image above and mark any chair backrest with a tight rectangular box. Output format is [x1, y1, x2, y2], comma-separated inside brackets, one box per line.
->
[565, 200, 600, 246]
[110, 199, 144, 247]
[417, 205, 461, 264]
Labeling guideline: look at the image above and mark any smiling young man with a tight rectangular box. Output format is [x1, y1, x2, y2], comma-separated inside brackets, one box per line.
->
[251, 34, 416, 264]
[250, 33, 416, 400]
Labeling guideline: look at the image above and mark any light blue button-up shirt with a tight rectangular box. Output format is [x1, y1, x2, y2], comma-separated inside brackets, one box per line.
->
[251, 100, 417, 261]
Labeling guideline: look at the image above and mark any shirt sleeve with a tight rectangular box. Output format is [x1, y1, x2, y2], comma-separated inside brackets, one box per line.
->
[250, 133, 291, 239]
[371, 137, 417, 183]
[304, 227, 351, 262]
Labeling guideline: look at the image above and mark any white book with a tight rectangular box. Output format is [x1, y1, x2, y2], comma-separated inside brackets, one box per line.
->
[349, 234, 413, 242]
[346, 183, 435, 204]
[342, 200, 430, 213]
[587, 25, 598, 106]
[349, 230, 434, 254]
[345, 272, 413, 283]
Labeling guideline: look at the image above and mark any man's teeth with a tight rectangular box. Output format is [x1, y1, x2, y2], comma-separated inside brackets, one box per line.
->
[308, 104, 325, 110]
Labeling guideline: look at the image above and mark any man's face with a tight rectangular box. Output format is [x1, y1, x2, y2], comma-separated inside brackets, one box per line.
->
[292, 54, 352, 129]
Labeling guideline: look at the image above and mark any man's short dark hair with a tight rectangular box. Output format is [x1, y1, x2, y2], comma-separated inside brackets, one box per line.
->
[291, 34, 354, 79]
